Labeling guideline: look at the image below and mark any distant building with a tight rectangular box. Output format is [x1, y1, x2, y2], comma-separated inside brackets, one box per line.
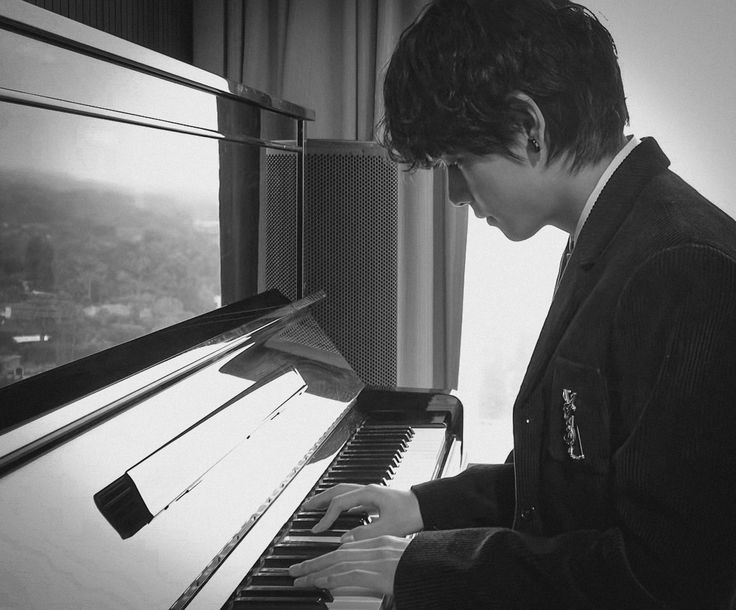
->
[0, 353, 23, 387]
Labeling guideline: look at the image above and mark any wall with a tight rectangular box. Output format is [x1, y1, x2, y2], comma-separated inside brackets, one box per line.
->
[459, 0, 736, 464]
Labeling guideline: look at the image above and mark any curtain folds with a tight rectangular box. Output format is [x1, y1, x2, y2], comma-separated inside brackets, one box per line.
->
[196, 0, 429, 140]
[192, 0, 467, 389]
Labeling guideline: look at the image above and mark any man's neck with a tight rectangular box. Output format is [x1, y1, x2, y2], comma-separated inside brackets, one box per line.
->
[547, 138, 627, 235]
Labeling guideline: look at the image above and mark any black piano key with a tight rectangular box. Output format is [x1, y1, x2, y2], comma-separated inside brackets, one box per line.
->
[334, 458, 399, 469]
[272, 541, 341, 555]
[320, 469, 388, 483]
[262, 554, 313, 568]
[346, 440, 407, 449]
[288, 528, 347, 537]
[289, 521, 348, 532]
[341, 444, 403, 451]
[291, 511, 369, 527]
[291, 517, 366, 530]
[327, 467, 393, 477]
[327, 467, 393, 476]
[330, 460, 394, 468]
[237, 586, 333, 602]
[319, 476, 388, 486]
[348, 433, 408, 440]
[352, 433, 411, 441]
[340, 447, 403, 454]
[311, 486, 336, 495]
[320, 477, 386, 486]
[336, 455, 399, 465]
[248, 569, 295, 587]
[291, 515, 370, 533]
[355, 430, 412, 438]
[333, 455, 399, 466]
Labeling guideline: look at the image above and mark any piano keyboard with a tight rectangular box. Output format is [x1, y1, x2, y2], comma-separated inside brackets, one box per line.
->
[225, 419, 449, 609]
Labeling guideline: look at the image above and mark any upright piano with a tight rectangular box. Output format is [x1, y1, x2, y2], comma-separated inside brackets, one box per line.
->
[0, 3, 464, 607]
[0, 290, 463, 609]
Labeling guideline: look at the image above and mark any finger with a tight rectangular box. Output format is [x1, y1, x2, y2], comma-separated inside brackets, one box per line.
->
[295, 566, 392, 596]
[340, 534, 405, 549]
[341, 522, 388, 542]
[290, 537, 404, 577]
[289, 545, 380, 577]
[302, 484, 362, 510]
[346, 504, 376, 514]
[313, 485, 384, 532]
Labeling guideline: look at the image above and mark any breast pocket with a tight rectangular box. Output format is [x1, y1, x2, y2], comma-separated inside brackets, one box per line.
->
[547, 356, 610, 475]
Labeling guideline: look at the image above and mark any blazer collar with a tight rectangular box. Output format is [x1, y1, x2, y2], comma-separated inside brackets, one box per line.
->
[573, 137, 671, 270]
[513, 137, 671, 410]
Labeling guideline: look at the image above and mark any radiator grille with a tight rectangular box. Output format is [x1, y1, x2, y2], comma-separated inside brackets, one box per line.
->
[264, 152, 298, 301]
[304, 145, 398, 387]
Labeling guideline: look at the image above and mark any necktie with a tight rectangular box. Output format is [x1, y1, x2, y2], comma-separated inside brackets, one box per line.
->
[554, 237, 573, 294]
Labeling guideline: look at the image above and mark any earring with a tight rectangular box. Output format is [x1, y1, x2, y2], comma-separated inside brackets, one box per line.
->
[528, 137, 541, 153]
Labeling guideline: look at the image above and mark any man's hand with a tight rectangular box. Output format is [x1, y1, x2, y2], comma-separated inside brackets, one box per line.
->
[289, 535, 411, 596]
[303, 483, 424, 542]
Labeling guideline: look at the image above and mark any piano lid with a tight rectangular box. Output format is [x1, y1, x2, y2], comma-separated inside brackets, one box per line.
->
[0, 291, 365, 609]
[0, 291, 357, 473]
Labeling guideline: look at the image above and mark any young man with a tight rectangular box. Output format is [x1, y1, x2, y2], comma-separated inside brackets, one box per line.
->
[289, 0, 736, 607]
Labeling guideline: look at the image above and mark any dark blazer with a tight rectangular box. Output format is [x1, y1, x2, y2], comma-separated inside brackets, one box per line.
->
[394, 138, 736, 609]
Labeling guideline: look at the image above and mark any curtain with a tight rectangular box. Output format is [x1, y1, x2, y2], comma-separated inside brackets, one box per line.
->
[192, 0, 468, 389]
[195, 0, 428, 140]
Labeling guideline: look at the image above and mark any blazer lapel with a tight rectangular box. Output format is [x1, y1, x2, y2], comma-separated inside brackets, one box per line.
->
[513, 138, 671, 410]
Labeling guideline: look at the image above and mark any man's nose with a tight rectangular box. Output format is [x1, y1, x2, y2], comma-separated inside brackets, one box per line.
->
[447, 165, 473, 208]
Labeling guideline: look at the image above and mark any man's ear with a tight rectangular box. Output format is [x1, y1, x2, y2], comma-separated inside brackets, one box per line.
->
[505, 91, 547, 163]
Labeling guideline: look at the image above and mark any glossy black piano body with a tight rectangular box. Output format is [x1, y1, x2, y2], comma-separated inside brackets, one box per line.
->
[0, 291, 463, 609]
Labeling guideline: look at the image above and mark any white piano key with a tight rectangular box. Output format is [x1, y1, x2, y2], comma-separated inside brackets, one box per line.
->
[385, 427, 447, 490]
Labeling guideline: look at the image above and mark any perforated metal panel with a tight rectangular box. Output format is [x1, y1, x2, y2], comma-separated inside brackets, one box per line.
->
[263, 150, 299, 300]
[264, 141, 464, 391]
[304, 141, 399, 387]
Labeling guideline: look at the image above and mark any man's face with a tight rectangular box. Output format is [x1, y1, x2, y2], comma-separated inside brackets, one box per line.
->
[444, 150, 553, 242]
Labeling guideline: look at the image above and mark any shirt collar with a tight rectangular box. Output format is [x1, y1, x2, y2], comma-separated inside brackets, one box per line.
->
[571, 135, 641, 248]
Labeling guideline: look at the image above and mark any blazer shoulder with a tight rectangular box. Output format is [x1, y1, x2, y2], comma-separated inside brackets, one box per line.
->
[615, 242, 736, 328]
[638, 170, 736, 254]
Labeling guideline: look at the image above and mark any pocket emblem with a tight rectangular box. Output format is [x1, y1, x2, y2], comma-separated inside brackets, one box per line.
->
[562, 389, 585, 461]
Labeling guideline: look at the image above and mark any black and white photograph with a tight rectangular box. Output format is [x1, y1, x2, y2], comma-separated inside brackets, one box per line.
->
[1, 0, 734, 608]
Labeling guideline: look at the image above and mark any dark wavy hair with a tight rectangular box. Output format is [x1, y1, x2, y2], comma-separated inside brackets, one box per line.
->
[379, 0, 629, 171]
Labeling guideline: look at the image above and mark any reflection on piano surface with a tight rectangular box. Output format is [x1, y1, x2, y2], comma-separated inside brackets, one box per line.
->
[0, 291, 463, 610]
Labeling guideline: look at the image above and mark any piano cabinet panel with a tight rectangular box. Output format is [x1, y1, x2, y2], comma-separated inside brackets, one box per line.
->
[0, 367, 353, 610]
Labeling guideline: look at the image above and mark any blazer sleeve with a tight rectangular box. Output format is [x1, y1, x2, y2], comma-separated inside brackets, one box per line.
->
[410, 462, 515, 530]
[393, 244, 736, 609]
